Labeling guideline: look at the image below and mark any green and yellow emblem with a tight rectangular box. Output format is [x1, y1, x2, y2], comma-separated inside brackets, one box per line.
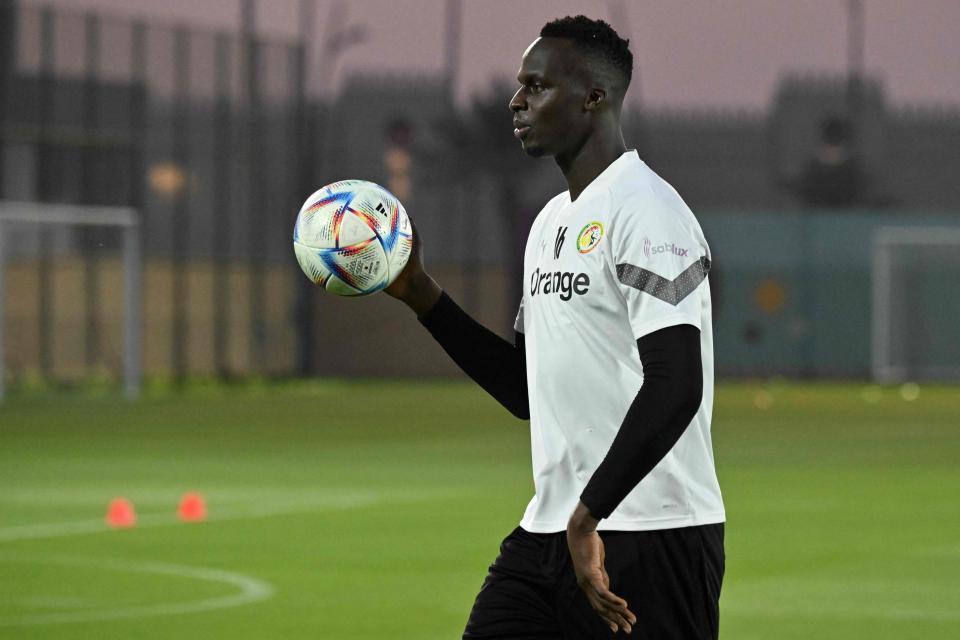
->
[577, 221, 604, 254]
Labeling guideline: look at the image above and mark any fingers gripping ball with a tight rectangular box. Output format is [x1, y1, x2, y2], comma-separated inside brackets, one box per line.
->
[293, 180, 413, 296]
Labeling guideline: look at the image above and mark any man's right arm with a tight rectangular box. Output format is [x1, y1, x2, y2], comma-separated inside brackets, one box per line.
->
[384, 221, 529, 420]
[418, 292, 528, 419]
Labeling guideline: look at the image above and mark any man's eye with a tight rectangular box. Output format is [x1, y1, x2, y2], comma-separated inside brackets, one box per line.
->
[530, 83, 544, 94]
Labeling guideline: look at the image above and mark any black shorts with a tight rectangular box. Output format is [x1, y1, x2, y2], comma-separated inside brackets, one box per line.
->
[463, 523, 724, 640]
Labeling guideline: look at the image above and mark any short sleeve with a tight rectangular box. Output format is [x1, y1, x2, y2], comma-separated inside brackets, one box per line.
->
[609, 205, 710, 340]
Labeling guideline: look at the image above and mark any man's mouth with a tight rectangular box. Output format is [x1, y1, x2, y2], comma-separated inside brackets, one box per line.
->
[513, 125, 531, 139]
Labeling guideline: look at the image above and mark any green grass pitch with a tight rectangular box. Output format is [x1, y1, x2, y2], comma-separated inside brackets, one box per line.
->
[1, 380, 958, 639]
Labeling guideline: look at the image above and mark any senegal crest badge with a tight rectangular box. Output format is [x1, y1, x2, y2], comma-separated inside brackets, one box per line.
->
[577, 221, 604, 254]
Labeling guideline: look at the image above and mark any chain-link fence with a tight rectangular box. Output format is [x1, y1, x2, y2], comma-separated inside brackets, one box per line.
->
[3, 1, 959, 386]
[0, 1, 311, 383]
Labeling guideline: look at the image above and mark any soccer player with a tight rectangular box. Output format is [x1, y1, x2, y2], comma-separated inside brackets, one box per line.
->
[386, 15, 724, 639]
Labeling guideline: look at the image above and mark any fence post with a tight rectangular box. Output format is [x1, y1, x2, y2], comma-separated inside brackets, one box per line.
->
[123, 219, 142, 398]
[292, 40, 314, 376]
[0, 2, 11, 396]
[128, 20, 146, 386]
[172, 24, 190, 384]
[213, 32, 232, 379]
[37, 6, 54, 380]
[82, 11, 102, 373]
[0, 0, 16, 200]
[243, 0, 266, 376]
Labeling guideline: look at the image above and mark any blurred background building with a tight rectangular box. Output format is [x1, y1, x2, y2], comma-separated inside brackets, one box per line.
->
[1, 0, 959, 388]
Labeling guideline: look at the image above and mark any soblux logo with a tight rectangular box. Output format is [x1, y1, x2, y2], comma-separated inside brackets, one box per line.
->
[554, 226, 567, 259]
[643, 236, 689, 258]
[530, 267, 590, 301]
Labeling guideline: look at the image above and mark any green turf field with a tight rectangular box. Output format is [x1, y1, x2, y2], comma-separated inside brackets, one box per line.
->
[1, 380, 958, 639]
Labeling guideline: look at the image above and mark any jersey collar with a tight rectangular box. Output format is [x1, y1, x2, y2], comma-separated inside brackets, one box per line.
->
[567, 150, 641, 204]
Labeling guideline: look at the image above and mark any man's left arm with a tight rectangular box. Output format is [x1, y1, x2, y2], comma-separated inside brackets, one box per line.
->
[566, 323, 703, 634]
[579, 322, 703, 519]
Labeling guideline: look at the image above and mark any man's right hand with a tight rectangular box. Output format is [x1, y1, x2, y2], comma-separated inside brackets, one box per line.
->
[384, 215, 442, 316]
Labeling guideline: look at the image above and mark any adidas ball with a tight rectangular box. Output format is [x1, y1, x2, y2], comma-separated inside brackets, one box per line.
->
[293, 180, 413, 296]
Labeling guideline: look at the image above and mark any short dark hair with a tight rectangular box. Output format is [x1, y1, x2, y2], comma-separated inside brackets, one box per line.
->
[540, 15, 633, 87]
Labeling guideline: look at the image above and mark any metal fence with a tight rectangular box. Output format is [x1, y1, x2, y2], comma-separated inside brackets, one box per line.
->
[2, 2, 959, 387]
[0, 1, 312, 384]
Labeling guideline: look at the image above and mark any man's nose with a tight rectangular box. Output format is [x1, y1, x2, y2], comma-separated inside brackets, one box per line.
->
[509, 88, 525, 112]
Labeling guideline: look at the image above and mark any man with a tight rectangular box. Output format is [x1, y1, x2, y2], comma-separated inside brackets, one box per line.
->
[386, 15, 724, 639]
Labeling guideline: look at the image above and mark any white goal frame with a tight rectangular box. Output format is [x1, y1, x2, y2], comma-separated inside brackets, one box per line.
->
[871, 225, 960, 383]
[0, 201, 142, 400]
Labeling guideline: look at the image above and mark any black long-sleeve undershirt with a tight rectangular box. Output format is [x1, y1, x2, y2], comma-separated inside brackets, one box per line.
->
[580, 323, 703, 520]
[418, 291, 703, 521]
[419, 292, 529, 419]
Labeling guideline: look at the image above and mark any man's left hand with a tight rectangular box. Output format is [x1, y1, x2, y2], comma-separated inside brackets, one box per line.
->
[567, 501, 637, 634]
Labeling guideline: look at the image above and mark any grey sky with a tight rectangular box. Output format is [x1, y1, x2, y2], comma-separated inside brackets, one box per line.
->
[22, 0, 960, 109]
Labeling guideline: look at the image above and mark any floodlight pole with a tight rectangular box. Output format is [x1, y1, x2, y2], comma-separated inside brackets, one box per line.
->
[846, 0, 865, 147]
[846, 0, 865, 90]
[444, 0, 461, 102]
[299, 0, 316, 93]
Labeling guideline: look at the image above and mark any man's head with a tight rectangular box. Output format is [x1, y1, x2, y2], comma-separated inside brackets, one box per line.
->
[510, 16, 633, 159]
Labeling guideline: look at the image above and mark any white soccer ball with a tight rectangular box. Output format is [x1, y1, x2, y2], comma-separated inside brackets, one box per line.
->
[293, 180, 413, 296]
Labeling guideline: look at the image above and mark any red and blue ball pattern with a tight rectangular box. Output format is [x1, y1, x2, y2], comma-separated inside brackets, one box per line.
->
[293, 180, 412, 296]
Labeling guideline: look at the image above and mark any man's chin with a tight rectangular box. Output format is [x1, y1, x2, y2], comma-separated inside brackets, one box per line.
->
[520, 141, 545, 158]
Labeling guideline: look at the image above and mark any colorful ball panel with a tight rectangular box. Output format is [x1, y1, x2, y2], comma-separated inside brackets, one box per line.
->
[293, 180, 412, 296]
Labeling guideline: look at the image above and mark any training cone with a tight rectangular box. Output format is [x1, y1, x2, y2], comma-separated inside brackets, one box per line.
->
[177, 492, 207, 522]
[105, 497, 137, 528]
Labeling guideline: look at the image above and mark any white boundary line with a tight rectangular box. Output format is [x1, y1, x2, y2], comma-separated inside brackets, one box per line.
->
[0, 487, 453, 626]
[0, 488, 442, 544]
[0, 553, 274, 626]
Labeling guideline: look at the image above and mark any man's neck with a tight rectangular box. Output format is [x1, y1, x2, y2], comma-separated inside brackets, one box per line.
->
[557, 130, 627, 201]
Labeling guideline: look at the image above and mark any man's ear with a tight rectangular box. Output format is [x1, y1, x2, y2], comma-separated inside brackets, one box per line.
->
[584, 88, 606, 112]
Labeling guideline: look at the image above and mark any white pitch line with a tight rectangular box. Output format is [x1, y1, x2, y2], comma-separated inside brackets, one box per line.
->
[0, 488, 448, 544]
[0, 553, 274, 626]
[14, 596, 99, 610]
[0, 487, 282, 506]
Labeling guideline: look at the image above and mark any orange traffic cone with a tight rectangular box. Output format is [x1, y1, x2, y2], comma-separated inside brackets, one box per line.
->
[177, 492, 207, 522]
[106, 497, 136, 528]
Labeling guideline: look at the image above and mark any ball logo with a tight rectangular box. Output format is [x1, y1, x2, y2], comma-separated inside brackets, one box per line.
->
[577, 221, 604, 254]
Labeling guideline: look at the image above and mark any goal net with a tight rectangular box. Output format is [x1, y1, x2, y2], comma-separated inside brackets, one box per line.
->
[872, 226, 960, 382]
[0, 201, 142, 399]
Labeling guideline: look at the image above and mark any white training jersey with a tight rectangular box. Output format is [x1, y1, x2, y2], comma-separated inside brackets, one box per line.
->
[515, 150, 724, 533]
